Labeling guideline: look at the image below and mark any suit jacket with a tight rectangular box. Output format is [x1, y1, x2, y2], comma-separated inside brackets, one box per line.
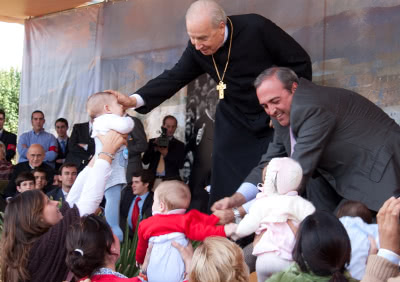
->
[142, 137, 185, 179]
[120, 186, 153, 238]
[0, 129, 17, 161]
[65, 122, 95, 172]
[46, 187, 66, 202]
[135, 14, 312, 205]
[55, 138, 69, 172]
[126, 117, 148, 181]
[3, 161, 54, 198]
[246, 78, 400, 211]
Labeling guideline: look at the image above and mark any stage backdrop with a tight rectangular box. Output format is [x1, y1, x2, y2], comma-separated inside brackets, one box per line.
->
[20, 0, 400, 166]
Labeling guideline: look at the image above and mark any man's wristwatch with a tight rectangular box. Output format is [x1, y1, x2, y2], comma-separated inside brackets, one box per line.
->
[232, 208, 241, 224]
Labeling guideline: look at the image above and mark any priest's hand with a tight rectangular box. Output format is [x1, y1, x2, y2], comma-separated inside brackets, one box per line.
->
[105, 89, 137, 109]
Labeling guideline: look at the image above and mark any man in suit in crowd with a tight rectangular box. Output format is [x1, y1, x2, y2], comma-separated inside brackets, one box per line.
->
[18, 110, 58, 168]
[107, 0, 311, 209]
[0, 109, 17, 162]
[142, 115, 185, 183]
[65, 121, 95, 172]
[120, 169, 155, 239]
[47, 163, 78, 202]
[3, 144, 54, 199]
[213, 67, 400, 222]
[54, 118, 69, 171]
[126, 116, 148, 182]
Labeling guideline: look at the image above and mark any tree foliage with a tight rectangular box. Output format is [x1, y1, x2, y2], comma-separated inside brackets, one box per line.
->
[0, 68, 20, 134]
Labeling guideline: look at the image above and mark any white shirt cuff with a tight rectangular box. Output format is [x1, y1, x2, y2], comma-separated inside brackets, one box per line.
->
[130, 94, 145, 108]
[242, 199, 255, 214]
[237, 182, 259, 202]
[378, 249, 400, 265]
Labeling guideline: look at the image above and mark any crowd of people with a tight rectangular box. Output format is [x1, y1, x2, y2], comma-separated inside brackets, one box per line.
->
[1, 0, 400, 281]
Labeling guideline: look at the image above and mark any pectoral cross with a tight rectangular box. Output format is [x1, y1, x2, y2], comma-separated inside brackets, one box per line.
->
[216, 81, 226, 99]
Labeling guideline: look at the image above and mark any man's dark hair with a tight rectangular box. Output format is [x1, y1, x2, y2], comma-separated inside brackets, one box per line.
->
[31, 110, 44, 120]
[55, 118, 69, 128]
[162, 115, 177, 126]
[254, 66, 299, 92]
[132, 169, 155, 191]
[59, 162, 78, 175]
[336, 200, 373, 224]
[32, 167, 47, 177]
[0, 109, 5, 119]
[15, 172, 35, 187]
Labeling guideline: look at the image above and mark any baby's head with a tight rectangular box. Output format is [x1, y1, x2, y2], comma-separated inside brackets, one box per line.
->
[152, 180, 191, 214]
[261, 157, 303, 195]
[336, 200, 373, 224]
[86, 92, 125, 119]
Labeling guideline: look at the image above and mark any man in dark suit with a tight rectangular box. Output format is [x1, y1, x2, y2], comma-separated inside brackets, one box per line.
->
[108, 0, 311, 208]
[54, 118, 70, 171]
[126, 116, 148, 182]
[142, 115, 185, 181]
[120, 169, 155, 239]
[0, 109, 17, 161]
[3, 144, 54, 199]
[65, 121, 95, 172]
[47, 163, 78, 202]
[213, 67, 400, 218]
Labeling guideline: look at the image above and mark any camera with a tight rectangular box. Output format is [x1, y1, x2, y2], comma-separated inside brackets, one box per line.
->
[156, 127, 169, 148]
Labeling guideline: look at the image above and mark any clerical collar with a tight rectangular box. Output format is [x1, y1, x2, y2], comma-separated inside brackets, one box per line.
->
[223, 25, 228, 44]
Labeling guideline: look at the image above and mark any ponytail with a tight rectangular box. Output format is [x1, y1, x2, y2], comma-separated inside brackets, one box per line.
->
[329, 269, 348, 282]
[65, 215, 114, 279]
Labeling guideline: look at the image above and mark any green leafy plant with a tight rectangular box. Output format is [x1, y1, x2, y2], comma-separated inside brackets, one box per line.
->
[0, 68, 20, 135]
[116, 222, 140, 278]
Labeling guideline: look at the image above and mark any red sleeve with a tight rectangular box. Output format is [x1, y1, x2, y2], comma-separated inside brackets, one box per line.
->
[184, 210, 226, 240]
[49, 145, 58, 152]
[135, 223, 149, 265]
[7, 144, 16, 151]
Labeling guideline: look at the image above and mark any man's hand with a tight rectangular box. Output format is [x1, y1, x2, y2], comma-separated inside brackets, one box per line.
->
[211, 193, 246, 212]
[105, 89, 137, 109]
[377, 196, 400, 255]
[211, 197, 233, 211]
[213, 209, 235, 225]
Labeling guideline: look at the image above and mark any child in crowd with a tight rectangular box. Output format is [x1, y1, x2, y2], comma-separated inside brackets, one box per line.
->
[32, 167, 48, 191]
[85, 92, 134, 241]
[235, 157, 316, 281]
[15, 171, 35, 193]
[336, 200, 379, 280]
[189, 237, 249, 282]
[136, 180, 236, 282]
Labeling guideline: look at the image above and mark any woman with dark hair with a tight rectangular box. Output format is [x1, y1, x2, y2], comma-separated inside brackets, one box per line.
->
[267, 211, 358, 282]
[66, 214, 140, 281]
[66, 214, 193, 282]
[0, 131, 126, 282]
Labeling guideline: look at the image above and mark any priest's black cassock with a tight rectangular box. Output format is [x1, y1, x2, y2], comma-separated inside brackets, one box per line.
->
[135, 14, 312, 209]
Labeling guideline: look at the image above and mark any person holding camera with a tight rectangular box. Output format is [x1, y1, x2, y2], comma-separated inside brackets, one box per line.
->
[142, 115, 185, 189]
